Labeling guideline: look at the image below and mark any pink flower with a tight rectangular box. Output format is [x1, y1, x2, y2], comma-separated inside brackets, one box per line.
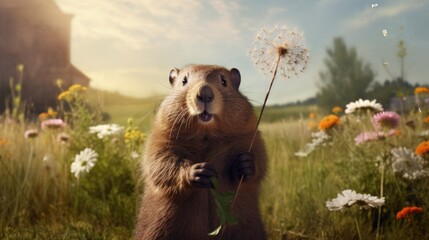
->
[355, 132, 382, 145]
[354, 129, 398, 145]
[372, 111, 400, 130]
[41, 119, 66, 130]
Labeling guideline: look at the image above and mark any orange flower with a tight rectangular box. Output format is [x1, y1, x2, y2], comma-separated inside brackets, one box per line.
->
[396, 206, 423, 220]
[309, 112, 316, 119]
[415, 141, 429, 155]
[332, 106, 343, 114]
[424, 116, 429, 123]
[415, 87, 429, 95]
[38, 112, 49, 121]
[319, 114, 340, 130]
[0, 138, 7, 146]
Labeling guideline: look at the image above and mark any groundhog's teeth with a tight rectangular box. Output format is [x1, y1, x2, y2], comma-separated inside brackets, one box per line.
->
[198, 111, 213, 122]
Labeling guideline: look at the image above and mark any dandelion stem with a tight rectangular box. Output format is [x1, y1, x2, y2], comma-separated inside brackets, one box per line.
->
[232, 54, 281, 214]
[249, 54, 281, 151]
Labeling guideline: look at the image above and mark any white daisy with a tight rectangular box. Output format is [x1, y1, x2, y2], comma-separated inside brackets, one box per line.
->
[71, 148, 98, 178]
[89, 124, 124, 139]
[391, 147, 428, 180]
[326, 189, 385, 211]
[345, 99, 383, 114]
[248, 25, 309, 79]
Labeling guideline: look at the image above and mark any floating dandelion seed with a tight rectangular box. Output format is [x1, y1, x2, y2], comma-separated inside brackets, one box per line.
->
[382, 29, 388, 37]
[249, 25, 309, 79]
[371, 3, 378, 8]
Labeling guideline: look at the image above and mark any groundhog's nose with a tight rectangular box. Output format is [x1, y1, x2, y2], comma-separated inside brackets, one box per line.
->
[197, 85, 214, 103]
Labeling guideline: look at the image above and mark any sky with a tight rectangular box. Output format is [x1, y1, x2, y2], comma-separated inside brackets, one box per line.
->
[55, 0, 429, 105]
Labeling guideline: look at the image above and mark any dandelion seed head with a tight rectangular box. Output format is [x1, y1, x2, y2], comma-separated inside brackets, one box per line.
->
[249, 25, 309, 79]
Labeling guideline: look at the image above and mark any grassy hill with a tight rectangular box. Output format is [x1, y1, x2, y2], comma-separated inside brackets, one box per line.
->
[86, 88, 317, 128]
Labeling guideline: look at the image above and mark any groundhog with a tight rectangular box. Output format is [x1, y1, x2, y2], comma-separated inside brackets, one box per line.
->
[136, 64, 267, 240]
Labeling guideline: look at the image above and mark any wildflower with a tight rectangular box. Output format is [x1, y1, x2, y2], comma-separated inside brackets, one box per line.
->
[326, 189, 385, 211]
[58, 90, 72, 101]
[309, 112, 316, 119]
[332, 106, 342, 114]
[424, 116, 429, 123]
[57, 132, 71, 144]
[391, 147, 427, 180]
[414, 87, 429, 95]
[295, 131, 330, 157]
[17, 64, 24, 72]
[131, 151, 140, 159]
[47, 107, 58, 117]
[248, 25, 309, 79]
[69, 84, 87, 92]
[345, 99, 383, 114]
[24, 129, 39, 139]
[0, 138, 7, 146]
[41, 119, 66, 130]
[89, 124, 124, 139]
[125, 128, 146, 145]
[354, 130, 397, 145]
[415, 141, 429, 156]
[56, 79, 63, 88]
[372, 111, 400, 130]
[318, 115, 340, 130]
[39, 112, 49, 121]
[71, 148, 98, 178]
[396, 206, 423, 220]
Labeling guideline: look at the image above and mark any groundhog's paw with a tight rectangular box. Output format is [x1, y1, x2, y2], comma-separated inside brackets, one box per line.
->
[187, 162, 218, 188]
[234, 152, 256, 181]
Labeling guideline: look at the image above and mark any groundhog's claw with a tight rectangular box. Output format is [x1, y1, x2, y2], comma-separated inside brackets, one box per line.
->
[235, 152, 256, 180]
[187, 162, 218, 188]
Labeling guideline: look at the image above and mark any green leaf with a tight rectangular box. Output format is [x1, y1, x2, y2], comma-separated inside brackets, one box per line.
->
[208, 178, 237, 236]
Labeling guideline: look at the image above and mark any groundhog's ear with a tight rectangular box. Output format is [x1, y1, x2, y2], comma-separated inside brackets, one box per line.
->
[169, 68, 180, 86]
[230, 68, 241, 89]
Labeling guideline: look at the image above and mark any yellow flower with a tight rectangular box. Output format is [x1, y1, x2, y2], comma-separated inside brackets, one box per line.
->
[17, 64, 24, 72]
[414, 87, 429, 95]
[69, 84, 87, 93]
[318, 114, 340, 130]
[125, 129, 146, 144]
[39, 112, 49, 121]
[332, 106, 343, 114]
[58, 90, 71, 101]
[47, 107, 58, 117]
[56, 79, 63, 88]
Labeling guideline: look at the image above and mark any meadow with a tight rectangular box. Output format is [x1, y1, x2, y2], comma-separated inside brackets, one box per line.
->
[1, 85, 429, 240]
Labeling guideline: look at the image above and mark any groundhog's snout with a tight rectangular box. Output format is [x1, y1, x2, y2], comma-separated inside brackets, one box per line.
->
[197, 85, 214, 103]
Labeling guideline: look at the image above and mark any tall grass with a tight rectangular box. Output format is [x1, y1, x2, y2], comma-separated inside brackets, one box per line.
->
[1, 86, 429, 239]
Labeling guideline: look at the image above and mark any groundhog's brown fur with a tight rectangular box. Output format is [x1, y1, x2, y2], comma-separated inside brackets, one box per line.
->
[136, 64, 267, 240]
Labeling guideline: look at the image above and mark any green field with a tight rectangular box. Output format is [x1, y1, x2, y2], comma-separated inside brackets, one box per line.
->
[1, 88, 428, 239]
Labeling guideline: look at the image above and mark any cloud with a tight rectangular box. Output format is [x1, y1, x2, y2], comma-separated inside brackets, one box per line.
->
[345, 1, 426, 29]
[57, 0, 244, 50]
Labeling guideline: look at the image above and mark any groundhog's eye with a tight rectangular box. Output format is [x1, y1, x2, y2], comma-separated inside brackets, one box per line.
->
[220, 75, 227, 87]
[182, 76, 188, 86]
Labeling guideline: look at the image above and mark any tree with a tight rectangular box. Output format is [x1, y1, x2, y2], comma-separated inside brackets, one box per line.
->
[317, 37, 375, 111]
